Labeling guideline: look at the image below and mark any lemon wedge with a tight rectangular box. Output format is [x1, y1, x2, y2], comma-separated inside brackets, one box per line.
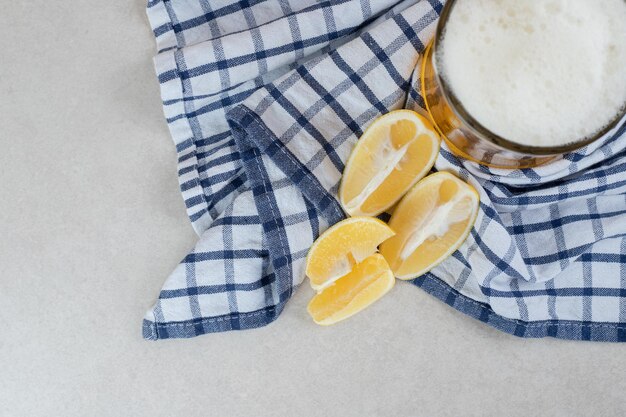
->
[305, 217, 394, 291]
[380, 172, 479, 280]
[307, 253, 395, 325]
[339, 110, 440, 217]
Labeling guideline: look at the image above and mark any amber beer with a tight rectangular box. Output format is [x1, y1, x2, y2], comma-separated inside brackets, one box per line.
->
[421, 0, 626, 168]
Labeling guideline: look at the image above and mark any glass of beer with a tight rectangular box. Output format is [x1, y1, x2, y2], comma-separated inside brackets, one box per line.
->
[421, 0, 626, 169]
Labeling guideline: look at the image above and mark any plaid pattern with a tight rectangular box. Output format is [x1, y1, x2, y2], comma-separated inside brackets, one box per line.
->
[144, 0, 626, 341]
[149, 0, 406, 233]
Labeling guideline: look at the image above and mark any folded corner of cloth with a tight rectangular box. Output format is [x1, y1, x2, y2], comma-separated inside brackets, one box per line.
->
[142, 0, 626, 342]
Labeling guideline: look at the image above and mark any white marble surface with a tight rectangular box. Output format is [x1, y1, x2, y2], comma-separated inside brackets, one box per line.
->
[1, 1, 624, 416]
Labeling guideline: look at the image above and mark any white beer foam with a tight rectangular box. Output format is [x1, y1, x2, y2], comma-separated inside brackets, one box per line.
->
[438, 0, 626, 147]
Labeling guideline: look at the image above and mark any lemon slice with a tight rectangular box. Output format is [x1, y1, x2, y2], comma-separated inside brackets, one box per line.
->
[339, 110, 440, 217]
[380, 172, 479, 280]
[305, 217, 395, 291]
[307, 253, 395, 325]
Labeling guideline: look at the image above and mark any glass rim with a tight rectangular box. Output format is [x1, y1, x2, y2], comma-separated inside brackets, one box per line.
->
[431, 0, 626, 156]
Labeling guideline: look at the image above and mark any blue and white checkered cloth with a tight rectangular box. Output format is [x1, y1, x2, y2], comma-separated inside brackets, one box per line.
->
[143, 0, 626, 341]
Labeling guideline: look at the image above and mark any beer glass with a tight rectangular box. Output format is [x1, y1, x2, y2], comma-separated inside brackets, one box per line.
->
[421, 0, 626, 169]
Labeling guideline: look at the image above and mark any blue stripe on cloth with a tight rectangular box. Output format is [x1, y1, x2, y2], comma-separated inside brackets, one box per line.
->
[161, 28, 359, 83]
[508, 209, 626, 235]
[153, 0, 267, 38]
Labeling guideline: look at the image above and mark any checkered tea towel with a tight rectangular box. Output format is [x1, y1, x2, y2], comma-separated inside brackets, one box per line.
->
[143, 0, 626, 342]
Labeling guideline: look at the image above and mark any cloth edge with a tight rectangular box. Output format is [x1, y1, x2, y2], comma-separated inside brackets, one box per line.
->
[142, 304, 285, 340]
[415, 274, 626, 342]
[152, 48, 213, 234]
